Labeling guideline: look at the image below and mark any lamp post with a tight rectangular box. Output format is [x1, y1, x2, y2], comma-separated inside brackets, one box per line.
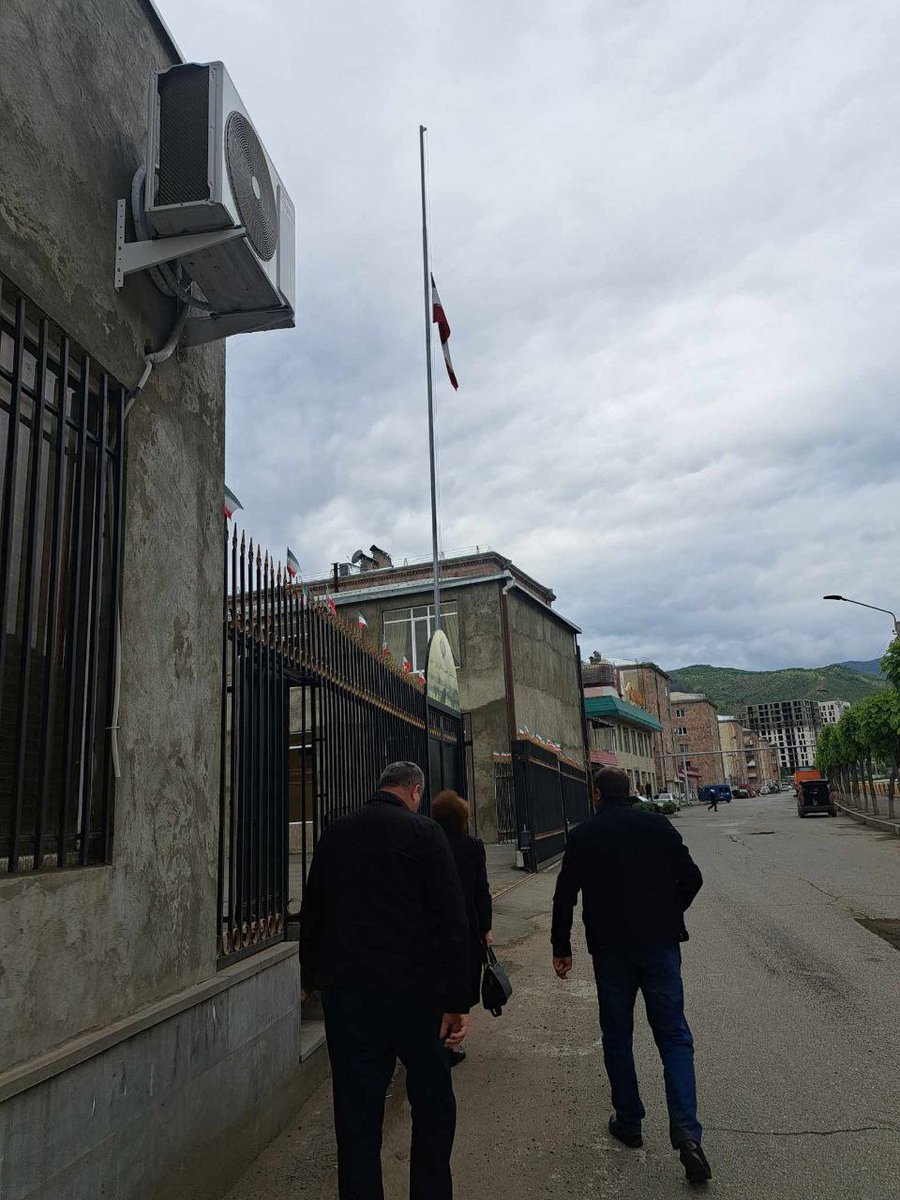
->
[822, 595, 900, 638]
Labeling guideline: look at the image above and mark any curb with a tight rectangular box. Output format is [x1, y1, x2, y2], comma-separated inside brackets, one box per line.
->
[490, 855, 561, 901]
[835, 802, 900, 838]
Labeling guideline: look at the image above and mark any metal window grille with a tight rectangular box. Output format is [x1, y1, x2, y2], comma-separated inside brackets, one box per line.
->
[0, 279, 125, 873]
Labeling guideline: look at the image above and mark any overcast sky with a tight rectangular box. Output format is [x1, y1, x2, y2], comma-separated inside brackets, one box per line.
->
[157, 0, 900, 672]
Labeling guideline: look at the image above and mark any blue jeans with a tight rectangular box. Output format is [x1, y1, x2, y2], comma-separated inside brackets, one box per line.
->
[592, 944, 702, 1147]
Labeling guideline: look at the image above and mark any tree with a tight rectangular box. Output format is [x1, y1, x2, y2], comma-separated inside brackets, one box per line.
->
[856, 690, 900, 820]
[881, 636, 900, 690]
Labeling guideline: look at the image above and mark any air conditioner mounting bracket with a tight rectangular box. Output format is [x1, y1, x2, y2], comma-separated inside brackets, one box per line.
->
[114, 198, 247, 290]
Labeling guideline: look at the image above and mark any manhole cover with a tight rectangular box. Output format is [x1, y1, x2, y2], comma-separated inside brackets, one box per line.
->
[857, 918, 900, 953]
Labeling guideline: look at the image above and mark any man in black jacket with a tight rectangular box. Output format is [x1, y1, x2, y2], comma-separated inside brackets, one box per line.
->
[551, 767, 711, 1185]
[300, 761, 471, 1200]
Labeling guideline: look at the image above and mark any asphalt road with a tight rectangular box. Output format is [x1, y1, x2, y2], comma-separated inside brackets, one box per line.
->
[226, 796, 900, 1199]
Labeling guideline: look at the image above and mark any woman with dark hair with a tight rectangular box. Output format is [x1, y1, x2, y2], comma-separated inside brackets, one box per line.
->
[431, 789, 492, 1065]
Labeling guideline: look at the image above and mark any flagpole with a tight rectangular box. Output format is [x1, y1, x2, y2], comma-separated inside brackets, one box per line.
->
[420, 124, 442, 634]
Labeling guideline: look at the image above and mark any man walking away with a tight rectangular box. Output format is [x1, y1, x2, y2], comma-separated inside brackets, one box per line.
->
[300, 762, 471, 1200]
[551, 767, 711, 1185]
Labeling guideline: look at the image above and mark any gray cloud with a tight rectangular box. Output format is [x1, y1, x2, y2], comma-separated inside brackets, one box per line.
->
[158, 0, 900, 671]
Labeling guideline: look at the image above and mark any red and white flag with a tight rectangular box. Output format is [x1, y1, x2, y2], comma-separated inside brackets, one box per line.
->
[357, 612, 368, 629]
[402, 655, 412, 672]
[431, 275, 458, 390]
[382, 639, 390, 658]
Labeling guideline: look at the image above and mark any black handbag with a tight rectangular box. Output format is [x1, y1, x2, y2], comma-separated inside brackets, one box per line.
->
[481, 944, 512, 1016]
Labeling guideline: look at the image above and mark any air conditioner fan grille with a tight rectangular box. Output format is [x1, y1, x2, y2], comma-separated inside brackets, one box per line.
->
[224, 111, 278, 262]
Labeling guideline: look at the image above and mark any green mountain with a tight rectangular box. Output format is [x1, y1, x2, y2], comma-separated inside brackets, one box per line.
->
[839, 658, 884, 677]
[668, 663, 886, 712]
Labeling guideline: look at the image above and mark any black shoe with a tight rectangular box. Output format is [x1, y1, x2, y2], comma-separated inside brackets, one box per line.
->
[446, 1047, 466, 1067]
[678, 1141, 711, 1184]
[608, 1115, 643, 1149]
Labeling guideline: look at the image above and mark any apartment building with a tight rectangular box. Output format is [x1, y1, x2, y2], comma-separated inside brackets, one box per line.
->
[615, 661, 681, 792]
[670, 691, 723, 791]
[718, 717, 780, 792]
[739, 699, 821, 773]
[819, 699, 851, 726]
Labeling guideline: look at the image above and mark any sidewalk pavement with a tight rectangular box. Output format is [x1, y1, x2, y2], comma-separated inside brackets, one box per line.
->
[835, 801, 900, 837]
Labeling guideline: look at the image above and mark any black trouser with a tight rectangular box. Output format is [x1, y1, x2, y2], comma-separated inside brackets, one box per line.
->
[322, 987, 456, 1200]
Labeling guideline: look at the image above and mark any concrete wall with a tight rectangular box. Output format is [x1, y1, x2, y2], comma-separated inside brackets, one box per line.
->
[345, 581, 510, 837]
[507, 590, 584, 767]
[0, 0, 225, 1072]
[0, 950, 312, 1200]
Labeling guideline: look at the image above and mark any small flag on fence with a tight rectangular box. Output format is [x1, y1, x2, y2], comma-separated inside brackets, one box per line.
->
[431, 275, 459, 390]
[357, 612, 368, 629]
[223, 484, 243, 519]
[382, 639, 390, 658]
[327, 595, 338, 616]
[286, 548, 300, 580]
[402, 655, 412, 672]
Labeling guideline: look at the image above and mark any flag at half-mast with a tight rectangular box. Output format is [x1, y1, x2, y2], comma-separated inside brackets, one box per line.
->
[223, 484, 243, 519]
[431, 275, 458, 390]
[286, 548, 300, 580]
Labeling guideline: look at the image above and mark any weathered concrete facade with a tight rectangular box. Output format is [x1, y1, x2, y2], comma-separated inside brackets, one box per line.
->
[0, 3, 306, 1196]
[0, 0, 226, 1077]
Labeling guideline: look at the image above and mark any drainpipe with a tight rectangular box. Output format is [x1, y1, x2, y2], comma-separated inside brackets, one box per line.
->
[499, 577, 517, 746]
[575, 641, 590, 777]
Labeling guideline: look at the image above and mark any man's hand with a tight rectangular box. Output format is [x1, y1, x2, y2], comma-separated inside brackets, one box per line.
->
[553, 955, 573, 979]
[484, 930, 494, 947]
[440, 1013, 469, 1047]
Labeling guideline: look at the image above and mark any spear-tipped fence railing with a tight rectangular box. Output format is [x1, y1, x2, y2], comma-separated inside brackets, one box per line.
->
[218, 523, 428, 964]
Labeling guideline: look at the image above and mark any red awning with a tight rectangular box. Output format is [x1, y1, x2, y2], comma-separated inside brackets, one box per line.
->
[590, 750, 619, 766]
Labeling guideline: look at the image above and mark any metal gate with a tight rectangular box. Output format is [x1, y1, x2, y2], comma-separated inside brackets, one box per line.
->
[218, 527, 428, 964]
[492, 754, 516, 843]
[512, 739, 590, 871]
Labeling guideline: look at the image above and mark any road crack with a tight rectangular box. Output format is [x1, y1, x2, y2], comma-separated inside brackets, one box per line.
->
[706, 1125, 898, 1137]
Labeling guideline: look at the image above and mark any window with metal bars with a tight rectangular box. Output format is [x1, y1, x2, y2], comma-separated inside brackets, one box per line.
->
[0, 279, 125, 873]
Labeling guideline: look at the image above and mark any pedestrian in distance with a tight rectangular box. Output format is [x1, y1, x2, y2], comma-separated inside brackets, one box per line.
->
[551, 766, 711, 1185]
[431, 788, 493, 1066]
[300, 762, 471, 1200]
[707, 793, 718, 813]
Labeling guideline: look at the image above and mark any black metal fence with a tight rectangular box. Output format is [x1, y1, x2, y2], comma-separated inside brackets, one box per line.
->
[511, 738, 590, 871]
[0, 280, 124, 873]
[218, 525, 428, 963]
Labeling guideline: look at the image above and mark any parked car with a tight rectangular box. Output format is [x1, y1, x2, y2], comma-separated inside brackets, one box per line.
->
[698, 784, 732, 805]
[731, 786, 750, 798]
[797, 779, 837, 818]
[653, 791, 682, 809]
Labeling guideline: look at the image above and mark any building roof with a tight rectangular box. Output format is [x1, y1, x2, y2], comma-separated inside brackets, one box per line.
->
[670, 691, 710, 703]
[584, 695, 663, 732]
[311, 547, 557, 605]
[326, 571, 582, 634]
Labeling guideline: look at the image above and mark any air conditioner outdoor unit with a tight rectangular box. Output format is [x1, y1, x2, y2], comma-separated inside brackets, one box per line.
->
[142, 60, 295, 344]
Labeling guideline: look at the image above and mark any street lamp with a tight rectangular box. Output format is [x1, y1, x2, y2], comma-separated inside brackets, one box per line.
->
[823, 595, 900, 638]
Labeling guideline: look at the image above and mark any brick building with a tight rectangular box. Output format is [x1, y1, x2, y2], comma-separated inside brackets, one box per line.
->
[670, 691, 723, 791]
[615, 662, 681, 792]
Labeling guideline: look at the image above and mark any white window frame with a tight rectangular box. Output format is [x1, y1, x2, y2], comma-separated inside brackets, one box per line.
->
[382, 601, 460, 674]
